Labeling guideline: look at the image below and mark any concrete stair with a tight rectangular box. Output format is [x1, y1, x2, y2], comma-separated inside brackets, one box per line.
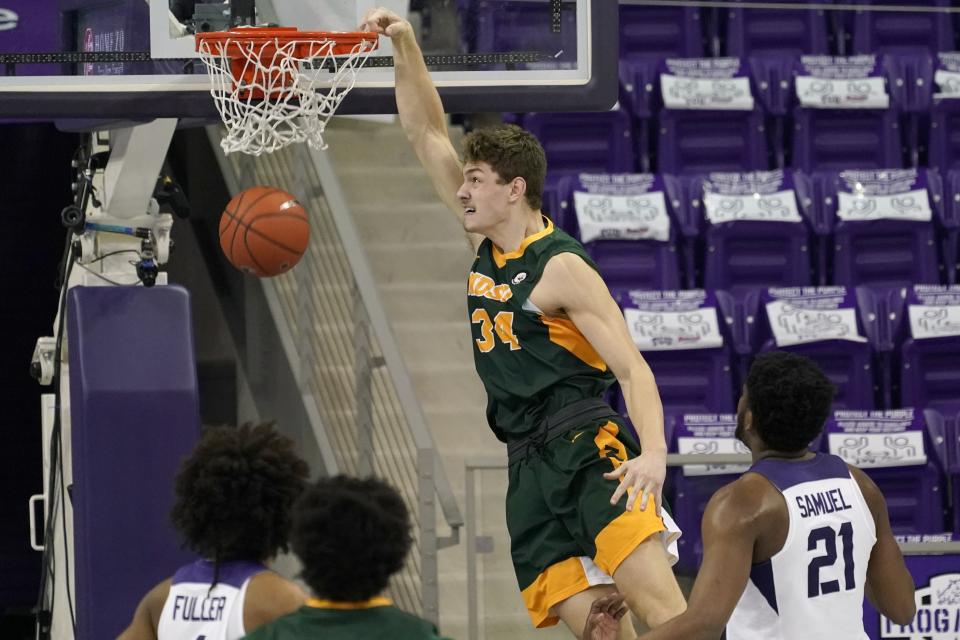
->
[324, 118, 560, 639]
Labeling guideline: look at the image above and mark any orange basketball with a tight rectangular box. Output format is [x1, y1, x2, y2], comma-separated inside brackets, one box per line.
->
[219, 186, 309, 277]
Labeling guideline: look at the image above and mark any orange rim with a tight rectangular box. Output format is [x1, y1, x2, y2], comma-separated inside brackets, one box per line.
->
[195, 26, 379, 57]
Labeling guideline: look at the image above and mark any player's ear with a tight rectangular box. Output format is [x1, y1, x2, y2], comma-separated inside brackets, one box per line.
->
[509, 176, 527, 203]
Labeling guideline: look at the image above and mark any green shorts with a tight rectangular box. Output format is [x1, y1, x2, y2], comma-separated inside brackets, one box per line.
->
[506, 417, 679, 628]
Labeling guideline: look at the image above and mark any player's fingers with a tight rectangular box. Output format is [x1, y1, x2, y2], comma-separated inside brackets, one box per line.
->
[603, 465, 627, 480]
[364, 9, 396, 32]
[654, 489, 663, 516]
[359, 8, 382, 30]
[604, 593, 626, 616]
[638, 486, 650, 512]
[624, 479, 639, 511]
[611, 602, 627, 621]
[359, 16, 381, 32]
[609, 481, 627, 506]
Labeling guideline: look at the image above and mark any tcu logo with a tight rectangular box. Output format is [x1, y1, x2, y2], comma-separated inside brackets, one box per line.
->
[882, 573, 960, 638]
[0, 8, 19, 32]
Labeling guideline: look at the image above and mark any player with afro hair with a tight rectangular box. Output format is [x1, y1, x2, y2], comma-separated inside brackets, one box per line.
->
[243, 475, 453, 640]
[119, 423, 310, 640]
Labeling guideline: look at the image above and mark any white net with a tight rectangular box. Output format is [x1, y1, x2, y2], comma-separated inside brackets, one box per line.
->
[197, 33, 377, 155]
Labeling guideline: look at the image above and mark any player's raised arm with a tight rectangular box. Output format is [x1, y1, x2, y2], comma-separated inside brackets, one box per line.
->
[849, 466, 916, 625]
[531, 252, 668, 514]
[361, 8, 472, 233]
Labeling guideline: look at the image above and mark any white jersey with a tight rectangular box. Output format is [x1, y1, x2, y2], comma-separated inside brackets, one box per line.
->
[158, 559, 266, 640]
[726, 453, 877, 640]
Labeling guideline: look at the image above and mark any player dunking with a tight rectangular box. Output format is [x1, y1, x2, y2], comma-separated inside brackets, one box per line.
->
[362, 8, 686, 637]
[584, 352, 917, 639]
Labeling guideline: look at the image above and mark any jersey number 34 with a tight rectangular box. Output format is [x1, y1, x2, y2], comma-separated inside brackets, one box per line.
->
[472, 309, 521, 352]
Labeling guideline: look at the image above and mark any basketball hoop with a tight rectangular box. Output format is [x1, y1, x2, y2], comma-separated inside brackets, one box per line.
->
[196, 26, 378, 156]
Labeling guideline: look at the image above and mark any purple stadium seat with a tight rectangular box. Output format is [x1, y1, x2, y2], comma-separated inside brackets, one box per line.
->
[824, 409, 948, 534]
[791, 55, 903, 172]
[883, 54, 934, 167]
[618, 290, 736, 430]
[522, 109, 636, 185]
[619, 3, 704, 60]
[948, 411, 960, 532]
[619, 58, 661, 172]
[930, 100, 960, 173]
[755, 286, 877, 409]
[655, 57, 769, 174]
[852, 0, 955, 57]
[658, 109, 768, 174]
[693, 170, 813, 300]
[557, 173, 682, 294]
[723, 1, 830, 58]
[929, 54, 960, 174]
[670, 414, 747, 574]
[749, 56, 801, 168]
[855, 286, 908, 408]
[945, 170, 960, 285]
[900, 285, 960, 422]
[793, 108, 902, 172]
[816, 169, 943, 290]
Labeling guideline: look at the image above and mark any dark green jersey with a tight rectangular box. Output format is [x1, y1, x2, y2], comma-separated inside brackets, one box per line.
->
[467, 217, 615, 441]
[242, 600, 449, 640]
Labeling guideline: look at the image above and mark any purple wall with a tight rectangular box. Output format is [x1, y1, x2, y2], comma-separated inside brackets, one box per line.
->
[0, 1, 61, 75]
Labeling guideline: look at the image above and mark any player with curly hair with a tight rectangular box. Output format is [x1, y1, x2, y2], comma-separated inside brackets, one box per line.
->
[243, 475, 452, 640]
[118, 423, 310, 640]
[585, 352, 916, 640]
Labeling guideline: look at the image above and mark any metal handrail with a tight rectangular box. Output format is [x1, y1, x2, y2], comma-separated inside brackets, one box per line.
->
[308, 146, 465, 537]
[206, 127, 463, 623]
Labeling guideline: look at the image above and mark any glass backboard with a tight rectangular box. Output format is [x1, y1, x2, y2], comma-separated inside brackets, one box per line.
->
[0, 0, 615, 118]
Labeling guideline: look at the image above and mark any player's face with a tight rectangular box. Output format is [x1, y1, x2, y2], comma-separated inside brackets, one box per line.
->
[457, 162, 513, 234]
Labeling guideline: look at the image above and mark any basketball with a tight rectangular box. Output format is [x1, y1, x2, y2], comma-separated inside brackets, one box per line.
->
[219, 186, 310, 277]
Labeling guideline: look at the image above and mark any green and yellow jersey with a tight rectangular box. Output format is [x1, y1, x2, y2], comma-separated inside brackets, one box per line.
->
[467, 217, 615, 441]
[242, 597, 450, 640]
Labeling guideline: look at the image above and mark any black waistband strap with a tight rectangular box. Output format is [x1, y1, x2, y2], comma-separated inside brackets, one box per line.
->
[506, 397, 620, 466]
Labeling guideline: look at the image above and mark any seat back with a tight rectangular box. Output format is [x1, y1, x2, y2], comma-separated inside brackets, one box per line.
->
[791, 55, 902, 172]
[620, 289, 736, 427]
[793, 109, 902, 171]
[620, 3, 703, 60]
[561, 173, 681, 294]
[900, 284, 960, 422]
[758, 286, 876, 409]
[656, 57, 768, 174]
[828, 169, 942, 289]
[670, 414, 747, 574]
[929, 54, 960, 173]
[724, 2, 829, 58]
[697, 170, 812, 298]
[852, 0, 954, 57]
[523, 109, 636, 177]
[824, 408, 947, 534]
